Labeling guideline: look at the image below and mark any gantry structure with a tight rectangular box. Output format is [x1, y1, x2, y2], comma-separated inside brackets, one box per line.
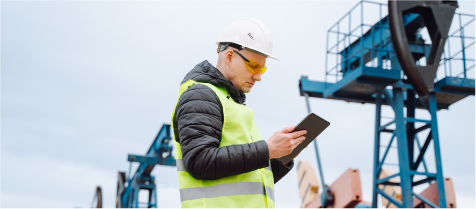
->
[299, 0, 474, 207]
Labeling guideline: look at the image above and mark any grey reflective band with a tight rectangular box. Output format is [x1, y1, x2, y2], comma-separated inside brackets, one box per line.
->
[176, 159, 186, 172]
[177, 160, 275, 202]
[265, 185, 275, 201]
[180, 182, 275, 202]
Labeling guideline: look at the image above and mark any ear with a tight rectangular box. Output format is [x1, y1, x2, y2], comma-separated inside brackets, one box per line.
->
[225, 50, 234, 67]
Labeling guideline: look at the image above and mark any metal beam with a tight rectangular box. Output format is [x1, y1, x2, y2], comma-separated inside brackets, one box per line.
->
[406, 90, 416, 175]
[379, 120, 395, 132]
[120, 124, 175, 208]
[428, 93, 447, 207]
[415, 135, 429, 173]
[376, 173, 400, 185]
[413, 131, 433, 170]
[413, 192, 440, 208]
[128, 155, 160, 165]
[303, 93, 334, 207]
[372, 92, 382, 208]
[376, 132, 396, 176]
[377, 188, 403, 208]
[411, 124, 431, 134]
[392, 88, 413, 207]
[413, 177, 436, 187]
[303, 93, 326, 187]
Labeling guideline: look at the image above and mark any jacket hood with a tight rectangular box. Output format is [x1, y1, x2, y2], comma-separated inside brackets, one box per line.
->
[181, 60, 246, 104]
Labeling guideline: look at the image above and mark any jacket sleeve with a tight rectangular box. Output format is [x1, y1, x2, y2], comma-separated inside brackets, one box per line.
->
[270, 159, 294, 183]
[175, 84, 270, 180]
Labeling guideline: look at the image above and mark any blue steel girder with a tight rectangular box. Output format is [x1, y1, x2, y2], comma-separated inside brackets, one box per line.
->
[323, 66, 401, 98]
[314, 6, 475, 110]
[299, 75, 475, 110]
[120, 124, 175, 208]
[371, 89, 448, 208]
[301, 1, 474, 207]
[337, 13, 427, 73]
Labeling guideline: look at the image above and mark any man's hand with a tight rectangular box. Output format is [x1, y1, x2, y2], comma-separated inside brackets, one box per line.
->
[267, 126, 307, 159]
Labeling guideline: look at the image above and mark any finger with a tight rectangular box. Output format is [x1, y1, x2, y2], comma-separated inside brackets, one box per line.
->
[290, 130, 307, 138]
[292, 137, 305, 149]
[280, 125, 295, 134]
[292, 136, 306, 144]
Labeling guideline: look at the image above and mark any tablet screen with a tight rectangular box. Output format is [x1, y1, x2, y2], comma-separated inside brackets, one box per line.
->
[276, 113, 330, 164]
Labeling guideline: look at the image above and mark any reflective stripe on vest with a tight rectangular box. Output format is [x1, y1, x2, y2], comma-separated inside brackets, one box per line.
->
[171, 80, 275, 208]
[180, 182, 275, 202]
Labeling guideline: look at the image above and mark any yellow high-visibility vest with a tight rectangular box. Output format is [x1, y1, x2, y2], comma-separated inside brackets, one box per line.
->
[171, 80, 275, 208]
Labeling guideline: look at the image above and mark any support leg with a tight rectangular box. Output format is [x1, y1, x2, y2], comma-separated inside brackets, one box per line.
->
[133, 187, 139, 208]
[407, 90, 416, 172]
[303, 93, 333, 207]
[428, 93, 447, 208]
[303, 93, 326, 187]
[392, 88, 413, 207]
[151, 188, 157, 208]
[372, 92, 382, 208]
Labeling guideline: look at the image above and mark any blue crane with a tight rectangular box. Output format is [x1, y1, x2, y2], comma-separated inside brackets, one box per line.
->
[300, 0, 474, 207]
[115, 124, 176, 208]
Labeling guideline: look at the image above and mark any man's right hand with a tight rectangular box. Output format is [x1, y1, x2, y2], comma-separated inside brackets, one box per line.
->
[267, 126, 307, 159]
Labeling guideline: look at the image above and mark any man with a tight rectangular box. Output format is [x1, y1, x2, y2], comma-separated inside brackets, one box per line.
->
[171, 17, 307, 208]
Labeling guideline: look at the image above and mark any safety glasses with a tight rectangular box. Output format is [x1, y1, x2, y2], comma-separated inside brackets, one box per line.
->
[233, 50, 267, 75]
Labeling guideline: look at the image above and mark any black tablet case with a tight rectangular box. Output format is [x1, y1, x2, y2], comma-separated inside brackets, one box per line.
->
[276, 113, 330, 164]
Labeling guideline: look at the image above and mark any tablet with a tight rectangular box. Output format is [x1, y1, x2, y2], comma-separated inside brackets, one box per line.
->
[276, 113, 330, 164]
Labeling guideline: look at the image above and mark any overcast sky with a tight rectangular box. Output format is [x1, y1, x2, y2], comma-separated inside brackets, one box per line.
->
[1, 0, 475, 208]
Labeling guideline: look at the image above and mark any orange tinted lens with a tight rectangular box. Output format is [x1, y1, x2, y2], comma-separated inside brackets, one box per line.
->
[260, 66, 267, 74]
[246, 59, 266, 75]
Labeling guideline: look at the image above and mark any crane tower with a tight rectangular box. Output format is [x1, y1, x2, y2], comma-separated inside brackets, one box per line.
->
[299, 0, 474, 208]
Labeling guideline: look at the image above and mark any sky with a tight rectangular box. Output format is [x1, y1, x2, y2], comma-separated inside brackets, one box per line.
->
[1, 0, 475, 208]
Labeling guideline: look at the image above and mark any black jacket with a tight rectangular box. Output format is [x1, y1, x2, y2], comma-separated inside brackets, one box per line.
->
[173, 60, 294, 183]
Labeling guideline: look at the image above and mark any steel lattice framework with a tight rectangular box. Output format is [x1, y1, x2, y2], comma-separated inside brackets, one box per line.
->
[299, 0, 474, 207]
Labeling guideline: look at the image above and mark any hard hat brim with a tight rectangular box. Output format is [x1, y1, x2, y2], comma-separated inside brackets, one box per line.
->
[216, 41, 280, 61]
[246, 47, 280, 61]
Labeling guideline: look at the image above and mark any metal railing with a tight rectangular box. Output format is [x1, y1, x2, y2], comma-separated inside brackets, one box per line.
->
[440, 12, 475, 80]
[324, 0, 475, 87]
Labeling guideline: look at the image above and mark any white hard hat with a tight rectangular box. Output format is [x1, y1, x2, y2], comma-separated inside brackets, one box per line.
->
[217, 17, 279, 61]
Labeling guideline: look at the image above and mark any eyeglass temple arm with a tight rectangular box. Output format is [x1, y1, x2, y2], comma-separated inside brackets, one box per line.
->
[233, 50, 250, 62]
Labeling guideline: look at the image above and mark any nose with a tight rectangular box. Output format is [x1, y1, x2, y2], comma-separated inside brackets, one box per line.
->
[252, 72, 261, 82]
